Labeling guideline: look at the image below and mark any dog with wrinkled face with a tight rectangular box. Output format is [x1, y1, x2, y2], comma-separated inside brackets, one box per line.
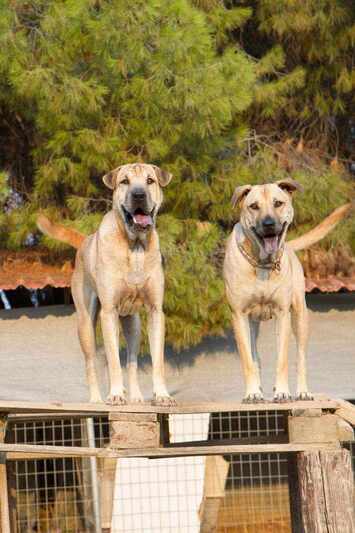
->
[223, 178, 351, 403]
[38, 163, 175, 405]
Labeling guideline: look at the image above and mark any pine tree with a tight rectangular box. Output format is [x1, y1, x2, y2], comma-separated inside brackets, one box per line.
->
[240, 0, 355, 146]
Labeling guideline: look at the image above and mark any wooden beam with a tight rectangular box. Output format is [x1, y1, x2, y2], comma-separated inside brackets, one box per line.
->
[0, 416, 10, 533]
[199, 456, 229, 532]
[335, 399, 355, 426]
[0, 398, 339, 415]
[110, 413, 160, 449]
[0, 441, 340, 460]
[99, 457, 117, 533]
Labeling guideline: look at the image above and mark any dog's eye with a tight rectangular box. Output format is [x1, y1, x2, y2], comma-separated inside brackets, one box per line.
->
[274, 200, 284, 208]
[147, 177, 154, 185]
[249, 203, 259, 211]
[121, 177, 130, 185]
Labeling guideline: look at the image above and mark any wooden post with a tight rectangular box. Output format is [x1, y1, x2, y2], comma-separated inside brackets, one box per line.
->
[0, 416, 10, 533]
[99, 457, 117, 533]
[289, 449, 355, 533]
[288, 409, 355, 533]
[199, 456, 229, 533]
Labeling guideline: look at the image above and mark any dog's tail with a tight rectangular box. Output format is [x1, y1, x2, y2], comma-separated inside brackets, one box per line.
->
[37, 214, 86, 249]
[288, 203, 353, 252]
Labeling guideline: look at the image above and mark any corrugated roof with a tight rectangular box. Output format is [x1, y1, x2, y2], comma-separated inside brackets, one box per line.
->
[1, 250, 355, 292]
[0, 251, 73, 290]
[305, 277, 355, 292]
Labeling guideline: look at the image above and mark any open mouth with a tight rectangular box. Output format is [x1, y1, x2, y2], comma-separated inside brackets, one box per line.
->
[252, 223, 287, 255]
[122, 205, 155, 230]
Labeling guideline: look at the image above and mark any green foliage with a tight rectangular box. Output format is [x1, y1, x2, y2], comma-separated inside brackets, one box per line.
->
[249, 0, 355, 137]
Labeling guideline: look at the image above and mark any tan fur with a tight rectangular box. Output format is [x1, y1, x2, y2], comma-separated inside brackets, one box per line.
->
[288, 202, 353, 251]
[223, 181, 351, 402]
[37, 214, 85, 249]
[38, 163, 174, 405]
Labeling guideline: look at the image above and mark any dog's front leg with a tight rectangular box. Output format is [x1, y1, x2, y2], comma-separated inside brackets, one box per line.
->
[232, 312, 263, 402]
[291, 297, 313, 400]
[147, 309, 175, 405]
[100, 307, 126, 405]
[274, 311, 292, 402]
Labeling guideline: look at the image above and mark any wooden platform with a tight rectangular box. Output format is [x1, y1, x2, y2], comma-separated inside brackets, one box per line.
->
[0, 397, 339, 415]
[1, 397, 355, 533]
[0, 397, 354, 459]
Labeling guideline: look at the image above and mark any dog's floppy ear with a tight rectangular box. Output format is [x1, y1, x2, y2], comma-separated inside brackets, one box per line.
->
[232, 185, 252, 208]
[152, 165, 173, 187]
[276, 178, 303, 195]
[103, 166, 124, 190]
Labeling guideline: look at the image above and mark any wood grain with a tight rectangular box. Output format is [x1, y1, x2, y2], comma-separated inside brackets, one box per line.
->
[290, 449, 355, 533]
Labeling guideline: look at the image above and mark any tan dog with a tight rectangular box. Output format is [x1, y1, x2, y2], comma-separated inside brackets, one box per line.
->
[38, 163, 175, 405]
[223, 179, 352, 402]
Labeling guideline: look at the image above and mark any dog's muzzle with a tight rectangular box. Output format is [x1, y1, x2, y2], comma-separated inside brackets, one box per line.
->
[121, 205, 155, 231]
[253, 221, 287, 255]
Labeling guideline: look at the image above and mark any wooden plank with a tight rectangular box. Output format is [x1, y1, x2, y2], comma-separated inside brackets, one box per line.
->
[99, 457, 117, 533]
[0, 398, 339, 415]
[203, 456, 229, 499]
[335, 399, 355, 426]
[290, 449, 355, 533]
[3, 435, 287, 460]
[0, 416, 10, 533]
[110, 414, 160, 449]
[199, 498, 221, 533]
[0, 454, 10, 533]
[288, 414, 339, 444]
[0, 441, 340, 460]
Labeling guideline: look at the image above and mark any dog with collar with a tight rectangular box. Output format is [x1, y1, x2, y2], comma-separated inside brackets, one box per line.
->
[38, 163, 175, 405]
[223, 179, 352, 402]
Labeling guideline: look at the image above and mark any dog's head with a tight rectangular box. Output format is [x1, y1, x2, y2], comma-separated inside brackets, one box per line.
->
[103, 163, 172, 239]
[232, 178, 303, 256]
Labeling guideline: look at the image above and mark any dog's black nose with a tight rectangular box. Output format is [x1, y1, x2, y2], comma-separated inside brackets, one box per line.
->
[132, 188, 146, 201]
[262, 216, 276, 228]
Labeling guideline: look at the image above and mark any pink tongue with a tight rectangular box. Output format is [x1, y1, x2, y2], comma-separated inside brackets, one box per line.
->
[263, 236, 278, 255]
[133, 213, 152, 227]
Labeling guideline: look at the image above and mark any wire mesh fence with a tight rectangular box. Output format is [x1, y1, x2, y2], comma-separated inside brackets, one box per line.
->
[4, 410, 355, 533]
[6, 416, 109, 532]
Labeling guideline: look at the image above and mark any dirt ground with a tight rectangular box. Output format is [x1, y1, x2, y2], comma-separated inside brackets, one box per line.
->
[0, 293, 354, 403]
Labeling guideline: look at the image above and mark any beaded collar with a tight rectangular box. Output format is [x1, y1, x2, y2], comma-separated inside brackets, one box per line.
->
[237, 242, 284, 272]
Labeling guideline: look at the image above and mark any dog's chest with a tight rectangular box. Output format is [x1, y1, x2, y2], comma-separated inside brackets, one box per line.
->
[245, 298, 279, 321]
[118, 286, 145, 316]
[241, 279, 287, 321]
[118, 246, 149, 316]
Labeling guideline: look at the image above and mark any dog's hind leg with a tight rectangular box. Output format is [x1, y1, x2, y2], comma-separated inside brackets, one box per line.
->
[148, 310, 175, 405]
[71, 272, 102, 403]
[232, 312, 263, 402]
[291, 294, 313, 400]
[120, 314, 144, 403]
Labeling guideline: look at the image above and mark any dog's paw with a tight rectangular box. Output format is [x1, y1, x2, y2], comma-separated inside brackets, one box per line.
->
[105, 394, 127, 406]
[152, 394, 177, 407]
[296, 391, 314, 401]
[90, 396, 104, 404]
[242, 393, 265, 404]
[273, 391, 292, 403]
